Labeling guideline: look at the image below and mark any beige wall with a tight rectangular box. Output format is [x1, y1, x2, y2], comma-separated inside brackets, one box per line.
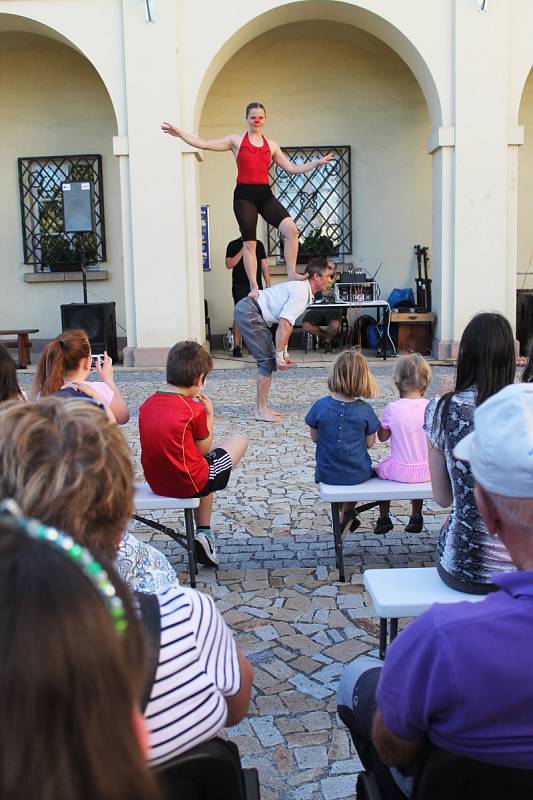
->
[0, 32, 123, 342]
[519, 68, 533, 291]
[199, 21, 432, 335]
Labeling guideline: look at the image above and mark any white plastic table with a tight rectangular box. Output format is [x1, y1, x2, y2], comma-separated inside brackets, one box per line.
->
[364, 567, 485, 657]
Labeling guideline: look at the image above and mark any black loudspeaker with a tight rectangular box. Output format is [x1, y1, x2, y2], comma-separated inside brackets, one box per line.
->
[60, 302, 118, 363]
[61, 181, 95, 233]
[517, 290, 533, 356]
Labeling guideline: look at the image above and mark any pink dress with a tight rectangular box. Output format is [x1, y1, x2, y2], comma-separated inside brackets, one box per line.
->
[374, 398, 430, 483]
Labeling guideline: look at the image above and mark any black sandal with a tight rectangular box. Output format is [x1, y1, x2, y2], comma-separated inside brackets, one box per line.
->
[374, 515, 394, 535]
[405, 514, 424, 533]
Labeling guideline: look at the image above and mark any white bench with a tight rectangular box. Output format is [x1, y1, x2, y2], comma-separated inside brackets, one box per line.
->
[133, 483, 200, 587]
[318, 478, 434, 582]
[364, 567, 484, 657]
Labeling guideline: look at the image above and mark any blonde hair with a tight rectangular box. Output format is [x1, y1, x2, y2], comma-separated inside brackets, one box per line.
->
[0, 398, 133, 557]
[393, 354, 432, 396]
[328, 351, 379, 399]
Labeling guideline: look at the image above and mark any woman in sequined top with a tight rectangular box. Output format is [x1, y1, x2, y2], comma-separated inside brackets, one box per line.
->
[424, 312, 516, 594]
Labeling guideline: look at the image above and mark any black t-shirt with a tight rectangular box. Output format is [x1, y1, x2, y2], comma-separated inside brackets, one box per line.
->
[226, 238, 267, 290]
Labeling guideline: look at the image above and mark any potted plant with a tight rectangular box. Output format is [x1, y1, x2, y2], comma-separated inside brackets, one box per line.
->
[297, 228, 338, 262]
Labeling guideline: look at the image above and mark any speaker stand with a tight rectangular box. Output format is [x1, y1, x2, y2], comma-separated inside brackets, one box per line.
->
[80, 241, 88, 304]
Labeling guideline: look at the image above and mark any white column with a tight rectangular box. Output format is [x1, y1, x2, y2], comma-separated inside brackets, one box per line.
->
[428, 127, 455, 357]
[181, 147, 206, 345]
[113, 136, 137, 357]
[506, 127, 525, 330]
[452, 0, 510, 337]
[120, 0, 190, 366]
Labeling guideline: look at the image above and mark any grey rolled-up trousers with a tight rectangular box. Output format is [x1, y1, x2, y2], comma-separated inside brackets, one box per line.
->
[234, 297, 276, 377]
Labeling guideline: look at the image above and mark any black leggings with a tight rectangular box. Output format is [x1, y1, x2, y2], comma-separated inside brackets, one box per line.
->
[233, 183, 290, 241]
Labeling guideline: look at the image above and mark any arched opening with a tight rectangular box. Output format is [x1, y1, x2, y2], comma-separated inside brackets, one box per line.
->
[197, 18, 434, 337]
[0, 17, 125, 348]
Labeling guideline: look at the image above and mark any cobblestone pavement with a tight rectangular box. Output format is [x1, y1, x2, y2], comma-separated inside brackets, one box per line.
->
[19, 360, 453, 800]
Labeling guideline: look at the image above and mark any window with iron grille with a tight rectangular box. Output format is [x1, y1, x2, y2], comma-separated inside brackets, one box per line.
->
[18, 154, 106, 272]
[267, 145, 352, 261]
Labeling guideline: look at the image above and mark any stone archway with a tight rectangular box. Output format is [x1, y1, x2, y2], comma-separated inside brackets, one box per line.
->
[0, 15, 126, 346]
[190, 2, 444, 342]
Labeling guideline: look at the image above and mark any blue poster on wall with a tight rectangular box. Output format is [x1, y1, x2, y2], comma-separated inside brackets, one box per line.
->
[201, 205, 210, 271]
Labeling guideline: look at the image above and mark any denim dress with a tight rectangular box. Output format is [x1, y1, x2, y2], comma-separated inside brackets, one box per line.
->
[305, 396, 380, 484]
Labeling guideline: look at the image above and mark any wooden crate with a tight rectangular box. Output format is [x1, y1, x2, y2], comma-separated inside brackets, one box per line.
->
[390, 312, 435, 354]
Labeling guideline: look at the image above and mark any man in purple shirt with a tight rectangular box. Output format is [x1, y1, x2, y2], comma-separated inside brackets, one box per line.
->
[337, 383, 533, 798]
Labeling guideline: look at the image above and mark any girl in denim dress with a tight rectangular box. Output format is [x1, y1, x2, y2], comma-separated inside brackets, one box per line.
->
[305, 351, 379, 535]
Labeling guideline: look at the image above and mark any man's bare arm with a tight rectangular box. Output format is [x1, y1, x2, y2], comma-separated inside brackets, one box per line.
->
[372, 710, 426, 768]
[225, 249, 244, 269]
[275, 318, 293, 352]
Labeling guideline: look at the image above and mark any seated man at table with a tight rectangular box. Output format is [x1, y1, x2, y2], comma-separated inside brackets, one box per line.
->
[337, 383, 533, 799]
[302, 259, 341, 352]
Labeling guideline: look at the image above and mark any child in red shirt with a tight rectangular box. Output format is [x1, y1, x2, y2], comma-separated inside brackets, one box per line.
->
[140, 341, 248, 567]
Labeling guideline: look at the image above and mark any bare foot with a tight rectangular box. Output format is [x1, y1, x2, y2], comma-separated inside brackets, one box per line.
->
[255, 408, 284, 423]
[287, 272, 308, 282]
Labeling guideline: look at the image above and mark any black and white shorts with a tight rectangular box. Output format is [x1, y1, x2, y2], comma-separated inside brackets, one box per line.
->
[195, 447, 233, 497]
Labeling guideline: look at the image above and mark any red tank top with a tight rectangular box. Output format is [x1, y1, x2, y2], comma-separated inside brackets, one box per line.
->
[236, 132, 271, 185]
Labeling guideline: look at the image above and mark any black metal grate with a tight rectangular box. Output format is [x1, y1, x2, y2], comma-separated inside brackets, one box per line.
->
[267, 145, 352, 260]
[18, 154, 106, 271]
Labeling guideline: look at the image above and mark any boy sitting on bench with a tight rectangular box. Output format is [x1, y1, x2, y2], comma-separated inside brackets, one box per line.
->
[139, 341, 248, 567]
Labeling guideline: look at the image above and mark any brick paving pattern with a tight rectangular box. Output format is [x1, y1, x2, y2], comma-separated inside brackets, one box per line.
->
[19, 360, 453, 799]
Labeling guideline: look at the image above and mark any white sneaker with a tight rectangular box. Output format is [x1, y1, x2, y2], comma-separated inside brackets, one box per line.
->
[194, 531, 219, 567]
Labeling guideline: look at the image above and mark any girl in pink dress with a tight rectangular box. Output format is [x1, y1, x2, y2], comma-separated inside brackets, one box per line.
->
[374, 354, 432, 534]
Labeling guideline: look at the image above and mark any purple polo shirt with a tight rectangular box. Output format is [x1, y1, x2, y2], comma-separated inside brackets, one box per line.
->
[376, 571, 533, 769]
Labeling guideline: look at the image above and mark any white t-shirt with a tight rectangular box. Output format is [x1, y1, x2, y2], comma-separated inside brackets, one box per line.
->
[145, 585, 241, 765]
[257, 280, 314, 326]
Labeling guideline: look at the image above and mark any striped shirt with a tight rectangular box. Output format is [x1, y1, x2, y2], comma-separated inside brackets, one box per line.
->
[145, 585, 241, 765]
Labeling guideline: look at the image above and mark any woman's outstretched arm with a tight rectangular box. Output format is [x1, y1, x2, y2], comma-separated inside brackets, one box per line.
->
[161, 122, 236, 152]
[271, 142, 335, 175]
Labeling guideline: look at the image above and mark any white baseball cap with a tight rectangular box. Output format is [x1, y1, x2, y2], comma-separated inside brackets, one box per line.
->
[454, 383, 533, 498]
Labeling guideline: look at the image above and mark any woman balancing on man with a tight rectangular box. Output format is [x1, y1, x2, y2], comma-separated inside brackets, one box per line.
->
[162, 102, 334, 294]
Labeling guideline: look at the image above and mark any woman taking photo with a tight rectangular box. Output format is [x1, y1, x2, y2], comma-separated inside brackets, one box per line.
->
[0, 512, 158, 800]
[33, 328, 129, 423]
[162, 102, 333, 295]
[424, 312, 516, 594]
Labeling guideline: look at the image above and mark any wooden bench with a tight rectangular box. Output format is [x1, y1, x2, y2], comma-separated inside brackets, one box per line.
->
[364, 567, 484, 657]
[318, 478, 434, 582]
[0, 329, 39, 368]
[133, 483, 200, 587]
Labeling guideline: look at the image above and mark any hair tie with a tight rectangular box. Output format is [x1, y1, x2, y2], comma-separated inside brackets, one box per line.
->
[58, 340, 65, 350]
[0, 500, 128, 636]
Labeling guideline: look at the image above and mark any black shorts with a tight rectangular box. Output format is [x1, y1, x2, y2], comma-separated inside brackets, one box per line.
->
[233, 183, 290, 241]
[303, 307, 342, 326]
[233, 284, 253, 305]
[194, 447, 232, 497]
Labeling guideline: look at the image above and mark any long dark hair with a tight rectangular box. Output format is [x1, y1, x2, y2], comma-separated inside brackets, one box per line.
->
[0, 517, 158, 800]
[521, 341, 533, 383]
[33, 329, 91, 397]
[0, 344, 23, 403]
[435, 312, 515, 435]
